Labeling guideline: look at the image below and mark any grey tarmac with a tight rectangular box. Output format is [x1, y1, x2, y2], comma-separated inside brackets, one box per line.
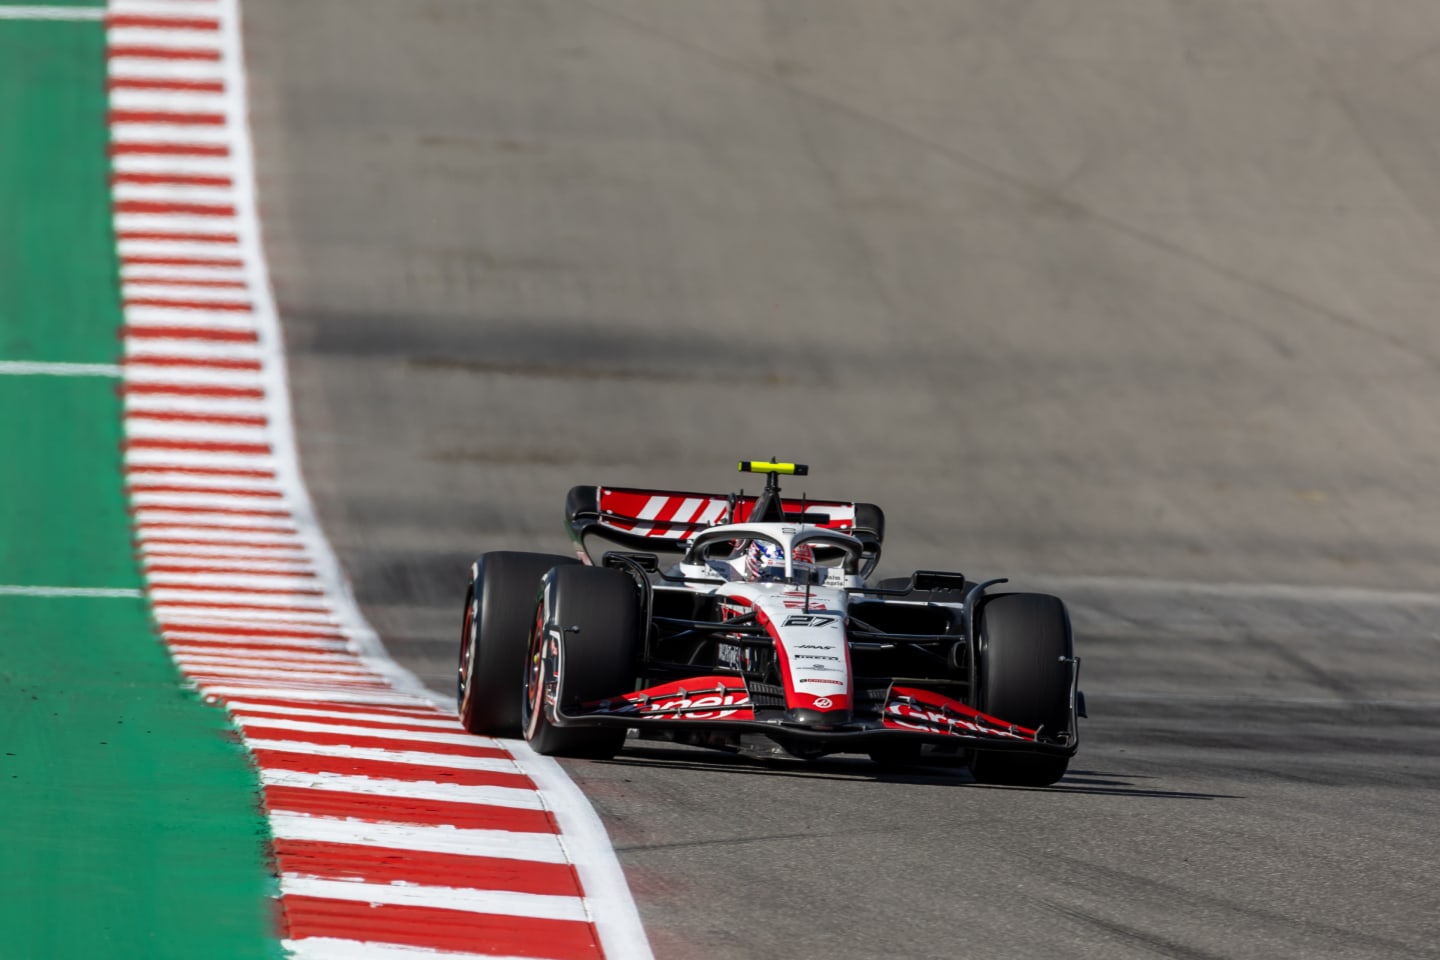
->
[240, 2, 1440, 957]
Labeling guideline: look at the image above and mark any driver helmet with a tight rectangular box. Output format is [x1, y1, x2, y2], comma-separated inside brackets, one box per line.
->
[743, 540, 817, 582]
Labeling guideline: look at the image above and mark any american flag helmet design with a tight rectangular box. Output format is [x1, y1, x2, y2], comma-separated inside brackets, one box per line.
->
[744, 540, 816, 581]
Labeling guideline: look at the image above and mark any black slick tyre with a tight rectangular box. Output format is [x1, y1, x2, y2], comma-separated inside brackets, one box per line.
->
[523, 565, 640, 758]
[458, 551, 579, 736]
[969, 592, 1073, 787]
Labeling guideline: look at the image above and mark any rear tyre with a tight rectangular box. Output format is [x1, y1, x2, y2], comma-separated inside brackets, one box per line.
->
[969, 593, 1073, 787]
[458, 551, 579, 736]
[524, 565, 640, 758]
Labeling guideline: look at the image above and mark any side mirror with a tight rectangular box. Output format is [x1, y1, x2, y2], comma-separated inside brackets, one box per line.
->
[700, 539, 739, 562]
[912, 570, 967, 593]
[603, 551, 660, 573]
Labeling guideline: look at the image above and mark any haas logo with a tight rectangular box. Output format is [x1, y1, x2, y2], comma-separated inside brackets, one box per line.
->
[813, 697, 833, 709]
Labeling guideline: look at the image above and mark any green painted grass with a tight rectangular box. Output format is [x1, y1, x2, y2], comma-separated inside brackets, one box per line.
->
[0, 20, 120, 365]
[0, 377, 137, 588]
[0, 597, 283, 958]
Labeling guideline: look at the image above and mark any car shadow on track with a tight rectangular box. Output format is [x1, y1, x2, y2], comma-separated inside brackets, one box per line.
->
[590, 745, 1239, 800]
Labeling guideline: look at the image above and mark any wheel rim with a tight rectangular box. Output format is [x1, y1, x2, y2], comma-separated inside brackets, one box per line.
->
[522, 606, 551, 740]
[458, 591, 476, 704]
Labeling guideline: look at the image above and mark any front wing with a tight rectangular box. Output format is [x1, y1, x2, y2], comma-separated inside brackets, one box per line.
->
[557, 675, 1078, 756]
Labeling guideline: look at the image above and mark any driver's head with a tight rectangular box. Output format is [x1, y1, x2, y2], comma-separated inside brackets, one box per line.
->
[744, 540, 784, 581]
[743, 540, 816, 582]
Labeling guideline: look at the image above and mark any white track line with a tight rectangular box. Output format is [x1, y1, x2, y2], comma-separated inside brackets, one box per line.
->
[0, 585, 142, 598]
[0, 6, 104, 19]
[0, 361, 122, 377]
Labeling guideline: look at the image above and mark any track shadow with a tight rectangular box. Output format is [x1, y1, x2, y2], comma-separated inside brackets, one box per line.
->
[591, 745, 1239, 800]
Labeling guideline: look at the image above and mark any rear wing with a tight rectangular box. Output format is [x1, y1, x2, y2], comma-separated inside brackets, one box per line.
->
[566, 484, 884, 560]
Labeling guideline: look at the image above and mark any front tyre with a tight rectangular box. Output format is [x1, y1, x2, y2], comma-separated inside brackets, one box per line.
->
[969, 593, 1074, 787]
[458, 551, 579, 736]
[524, 565, 640, 758]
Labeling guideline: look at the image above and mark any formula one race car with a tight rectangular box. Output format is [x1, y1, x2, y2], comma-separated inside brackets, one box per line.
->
[457, 461, 1083, 786]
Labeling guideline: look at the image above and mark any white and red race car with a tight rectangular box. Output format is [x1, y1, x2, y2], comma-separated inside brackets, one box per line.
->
[457, 461, 1083, 786]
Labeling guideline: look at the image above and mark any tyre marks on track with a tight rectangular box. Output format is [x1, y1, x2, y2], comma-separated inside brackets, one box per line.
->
[105, 2, 651, 957]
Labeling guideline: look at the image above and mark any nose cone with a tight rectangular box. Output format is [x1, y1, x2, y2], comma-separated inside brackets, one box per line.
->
[786, 706, 851, 727]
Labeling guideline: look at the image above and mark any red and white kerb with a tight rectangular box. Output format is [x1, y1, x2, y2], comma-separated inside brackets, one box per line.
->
[107, 2, 651, 957]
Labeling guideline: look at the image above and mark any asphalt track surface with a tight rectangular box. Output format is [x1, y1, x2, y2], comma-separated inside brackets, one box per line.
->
[240, 3, 1440, 957]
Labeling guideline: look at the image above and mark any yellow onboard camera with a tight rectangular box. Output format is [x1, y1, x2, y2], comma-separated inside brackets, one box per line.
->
[737, 460, 808, 476]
